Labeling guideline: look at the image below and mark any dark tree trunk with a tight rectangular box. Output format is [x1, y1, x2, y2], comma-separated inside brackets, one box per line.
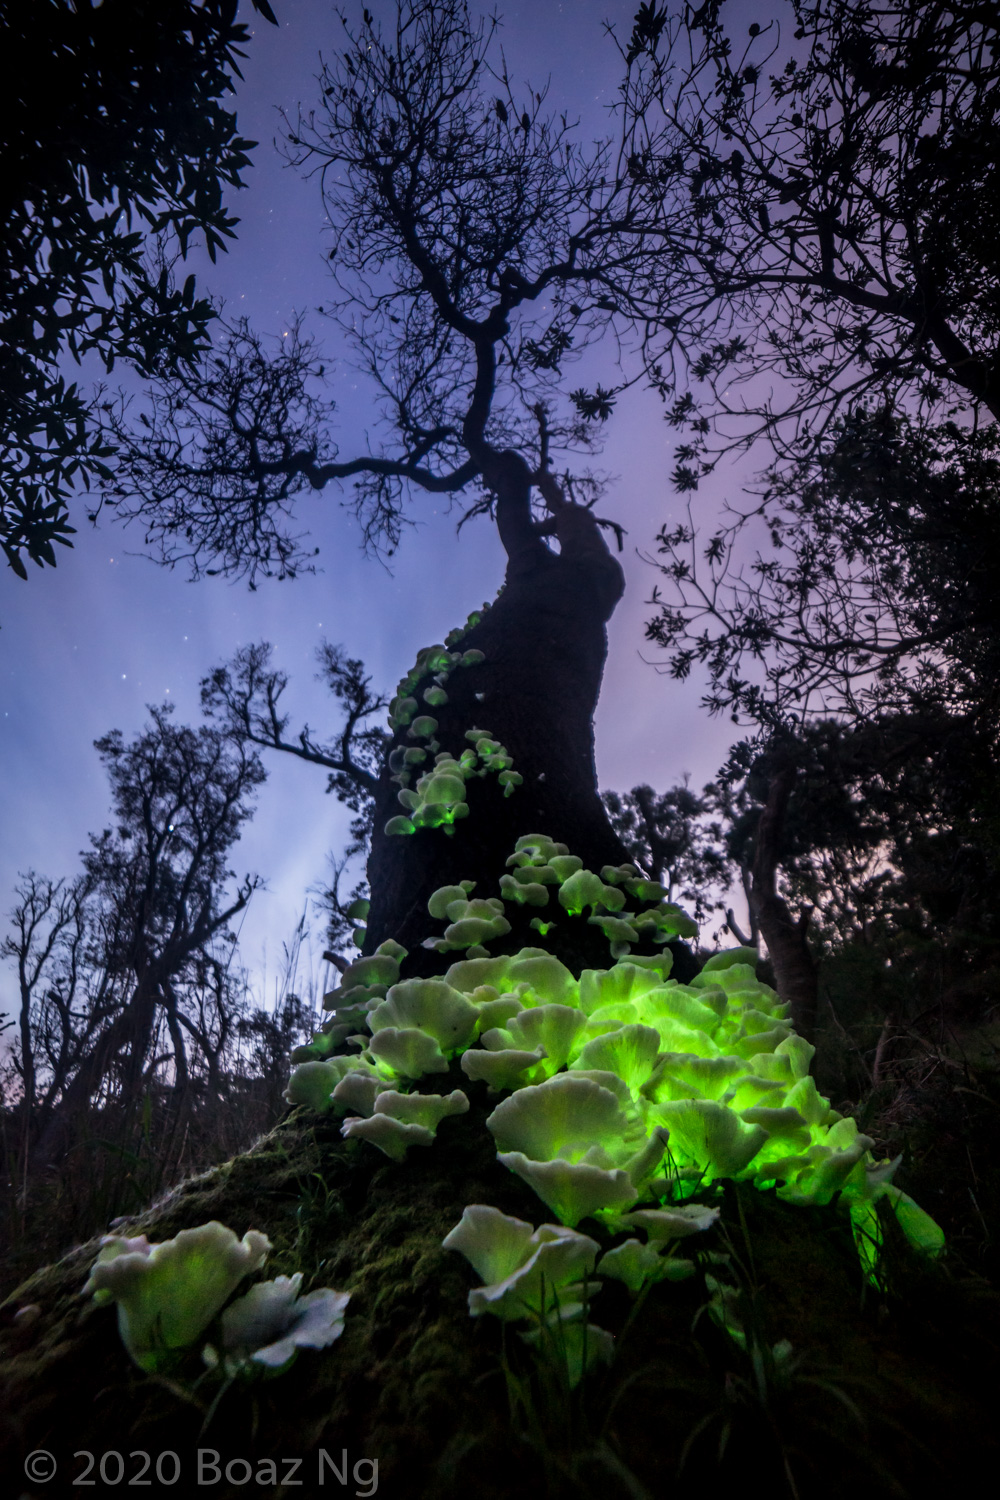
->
[746, 764, 820, 1040]
[365, 452, 696, 980]
[28, 968, 160, 1172]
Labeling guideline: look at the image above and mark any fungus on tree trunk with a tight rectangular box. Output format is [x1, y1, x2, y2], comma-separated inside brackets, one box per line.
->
[365, 446, 700, 978]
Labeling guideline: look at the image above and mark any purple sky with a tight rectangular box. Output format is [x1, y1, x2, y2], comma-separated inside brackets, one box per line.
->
[1, 0, 763, 1015]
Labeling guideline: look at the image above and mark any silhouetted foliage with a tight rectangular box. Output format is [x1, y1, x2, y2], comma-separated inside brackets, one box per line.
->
[0, 702, 324, 1291]
[0, 0, 277, 581]
[98, 0, 649, 571]
[646, 410, 1000, 729]
[201, 638, 390, 963]
[3, 704, 267, 1169]
[602, 778, 727, 923]
[201, 639, 389, 845]
[606, 0, 1000, 474]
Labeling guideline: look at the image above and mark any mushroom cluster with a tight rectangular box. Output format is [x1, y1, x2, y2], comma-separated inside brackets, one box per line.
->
[284, 831, 944, 1277]
[84, 1222, 348, 1379]
[382, 611, 528, 839]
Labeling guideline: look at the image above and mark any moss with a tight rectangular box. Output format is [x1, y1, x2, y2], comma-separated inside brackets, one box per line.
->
[3, 1088, 999, 1499]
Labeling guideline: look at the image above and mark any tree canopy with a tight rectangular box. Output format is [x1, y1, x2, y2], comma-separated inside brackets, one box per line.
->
[609, 0, 1000, 469]
[96, 0, 654, 574]
[0, 0, 277, 580]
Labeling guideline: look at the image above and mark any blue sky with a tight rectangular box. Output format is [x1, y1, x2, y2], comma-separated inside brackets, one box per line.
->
[1, 0, 759, 1014]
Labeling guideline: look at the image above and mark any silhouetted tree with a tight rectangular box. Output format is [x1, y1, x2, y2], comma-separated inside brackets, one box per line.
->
[102, 1, 698, 978]
[602, 779, 727, 924]
[10, 704, 267, 1171]
[201, 640, 390, 862]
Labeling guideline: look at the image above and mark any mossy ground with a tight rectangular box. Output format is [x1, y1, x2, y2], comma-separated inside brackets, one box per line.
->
[2, 1065, 999, 1499]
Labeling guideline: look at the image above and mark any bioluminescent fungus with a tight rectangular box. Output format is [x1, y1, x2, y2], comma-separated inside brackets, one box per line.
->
[369, 978, 479, 1054]
[285, 1056, 376, 1113]
[84, 1222, 272, 1372]
[442, 1204, 599, 1322]
[486, 1075, 670, 1227]
[207, 1275, 350, 1377]
[284, 821, 944, 1282]
[441, 1205, 613, 1387]
[341, 1112, 437, 1158]
[596, 1239, 697, 1293]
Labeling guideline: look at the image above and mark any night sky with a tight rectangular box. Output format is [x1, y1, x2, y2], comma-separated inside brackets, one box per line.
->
[1, 0, 757, 1018]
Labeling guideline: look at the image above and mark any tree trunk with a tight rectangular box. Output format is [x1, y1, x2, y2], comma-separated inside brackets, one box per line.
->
[746, 764, 820, 1040]
[365, 451, 696, 980]
[27, 970, 160, 1173]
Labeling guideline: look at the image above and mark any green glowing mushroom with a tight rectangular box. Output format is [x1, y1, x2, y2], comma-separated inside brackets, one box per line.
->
[577, 963, 665, 1015]
[417, 769, 467, 805]
[389, 695, 419, 726]
[84, 1222, 272, 1372]
[369, 978, 480, 1054]
[632, 903, 699, 940]
[374, 1087, 469, 1128]
[507, 1005, 588, 1077]
[284, 1057, 373, 1113]
[341, 1113, 435, 1159]
[461, 1041, 547, 1091]
[209, 1275, 349, 1377]
[597, 1239, 696, 1293]
[500, 873, 551, 906]
[341, 953, 402, 990]
[559, 871, 616, 916]
[427, 881, 477, 919]
[486, 1075, 669, 1227]
[331, 1070, 385, 1117]
[474, 992, 523, 1030]
[504, 952, 580, 1008]
[511, 864, 560, 886]
[847, 1182, 945, 1279]
[508, 834, 570, 867]
[647, 1098, 770, 1180]
[700, 947, 761, 974]
[497, 1155, 645, 1228]
[367, 1027, 450, 1078]
[442, 1204, 600, 1322]
[642, 1052, 746, 1103]
[570, 1023, 662, 1091]
[613, 1203, 721, 1240]
[588, 911, 640, 957]
[443, 913, 512, 950]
